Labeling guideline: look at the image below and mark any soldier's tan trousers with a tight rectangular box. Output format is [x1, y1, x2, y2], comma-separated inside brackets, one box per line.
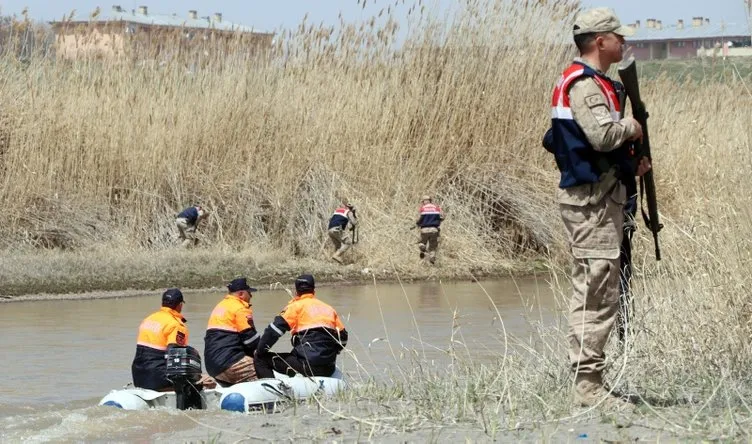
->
[418, 227, 439, 261]
[328, 227, 352, 255]
[567, 256, 621, 374]
[559, 181, 625, 375]
[175, 217, 197, 248]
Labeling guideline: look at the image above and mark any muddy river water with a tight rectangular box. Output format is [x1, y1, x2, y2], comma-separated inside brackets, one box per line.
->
[0, 278, 558, 442]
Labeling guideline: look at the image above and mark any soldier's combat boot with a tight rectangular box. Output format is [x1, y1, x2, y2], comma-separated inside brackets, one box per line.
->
[574, 372, 633, 411]
[419, 243, 426, 259]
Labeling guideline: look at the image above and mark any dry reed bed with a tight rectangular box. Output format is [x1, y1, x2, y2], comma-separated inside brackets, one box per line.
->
[1, 0, 752, 439]
[0, 0, 572, 264]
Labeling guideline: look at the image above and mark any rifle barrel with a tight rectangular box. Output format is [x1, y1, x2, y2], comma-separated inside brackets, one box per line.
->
[618, 56, 662, 261]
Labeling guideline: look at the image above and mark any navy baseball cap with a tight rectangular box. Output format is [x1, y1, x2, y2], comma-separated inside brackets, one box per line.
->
[294, 274, 315, 293]
[227, 277, 257, 293]
[162, 288, 184, 308]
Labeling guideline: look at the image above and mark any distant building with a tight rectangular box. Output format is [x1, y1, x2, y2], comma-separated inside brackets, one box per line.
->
[50, 5, 274, 59]
[624, 17, 751, 60]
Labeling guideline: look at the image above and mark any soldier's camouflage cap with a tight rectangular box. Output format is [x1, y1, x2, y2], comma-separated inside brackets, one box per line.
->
[573, 7, 634, 37]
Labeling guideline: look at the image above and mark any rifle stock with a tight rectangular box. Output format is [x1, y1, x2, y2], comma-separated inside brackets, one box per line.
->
[618, 57, 663, 260]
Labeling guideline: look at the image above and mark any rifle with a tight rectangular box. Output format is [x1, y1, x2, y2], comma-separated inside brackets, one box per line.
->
[351, 224, 359, 245]
[618, 56, 663, 261]
[350, 209, 359, 245]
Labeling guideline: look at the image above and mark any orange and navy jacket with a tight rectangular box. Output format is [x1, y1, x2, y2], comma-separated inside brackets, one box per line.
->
[203, 294, 260, 377]
[328, 207, 352, 230]
[131, 307, 188, 390]
[257, 293, 348, 366]
[416, 203, 444, 228]
[550, 61, 633, 189]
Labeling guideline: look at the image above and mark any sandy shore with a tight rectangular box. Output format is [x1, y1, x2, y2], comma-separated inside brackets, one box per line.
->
[153, 401, 690, 442]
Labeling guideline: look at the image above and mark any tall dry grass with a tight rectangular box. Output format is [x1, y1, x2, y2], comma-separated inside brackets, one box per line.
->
[0, 0, 573, 269]
[1, 0, 751, 438]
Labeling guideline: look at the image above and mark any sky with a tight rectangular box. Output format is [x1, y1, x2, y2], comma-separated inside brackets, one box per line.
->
[0, 0, 749, 32]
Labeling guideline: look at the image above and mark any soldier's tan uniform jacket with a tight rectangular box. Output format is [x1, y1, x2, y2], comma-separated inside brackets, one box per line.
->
[558, 57, 638, 260]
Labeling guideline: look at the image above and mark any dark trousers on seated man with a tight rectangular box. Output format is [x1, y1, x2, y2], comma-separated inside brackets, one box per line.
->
[254, 352, 335, 379]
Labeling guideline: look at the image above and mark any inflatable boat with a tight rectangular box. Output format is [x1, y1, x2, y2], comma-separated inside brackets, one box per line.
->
[99, 385, 222, 410]
[217, 368, 346, 413]
[99, 346, 345, 412]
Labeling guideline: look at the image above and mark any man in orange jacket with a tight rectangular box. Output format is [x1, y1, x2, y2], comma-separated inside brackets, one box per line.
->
[204, 277, 260, 385]
[131, 288, 190, 390]
[254, 274, 348, 378]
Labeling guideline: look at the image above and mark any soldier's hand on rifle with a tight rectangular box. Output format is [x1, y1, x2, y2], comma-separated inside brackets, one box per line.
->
[624, 117, 643, 142]
[636, 156, 652, 177]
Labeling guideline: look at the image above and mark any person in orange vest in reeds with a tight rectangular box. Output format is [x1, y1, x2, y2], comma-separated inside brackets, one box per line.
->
[327, 200, 358, 264]
[415, 195, 445, 264]
[204, 277, 261, 386]
[254, 274, 348, 378]
[131, 288, 215, 390]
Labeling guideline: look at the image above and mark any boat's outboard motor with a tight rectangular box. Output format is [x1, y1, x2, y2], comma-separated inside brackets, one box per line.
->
[165, 345, 204, 410]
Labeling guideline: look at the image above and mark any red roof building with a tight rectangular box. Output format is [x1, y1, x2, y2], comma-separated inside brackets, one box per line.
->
[624, 17, 751, 60]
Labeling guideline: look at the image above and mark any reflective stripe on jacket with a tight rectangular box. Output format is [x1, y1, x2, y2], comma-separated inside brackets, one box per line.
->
[257, 293, 348, 366]
[204, 294, 259, 376]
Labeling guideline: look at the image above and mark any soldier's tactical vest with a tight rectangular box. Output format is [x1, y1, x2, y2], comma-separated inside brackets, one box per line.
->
[417, 203, 442, 228]
[177, 206, 200, 224]
[550, 62, 625, 189]
[328, 207, 350, 229]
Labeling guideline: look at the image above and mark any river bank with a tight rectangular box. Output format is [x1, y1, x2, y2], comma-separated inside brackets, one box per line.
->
[0, 247, 547, 300]
[154, 402, 701, 443]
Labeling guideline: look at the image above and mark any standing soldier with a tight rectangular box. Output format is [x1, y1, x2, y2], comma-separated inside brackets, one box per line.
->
[328, 200, 358, 264]
[175, 205, 208, 248]
[415, 195, 444, 264]
[548, 8, 650, 409]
